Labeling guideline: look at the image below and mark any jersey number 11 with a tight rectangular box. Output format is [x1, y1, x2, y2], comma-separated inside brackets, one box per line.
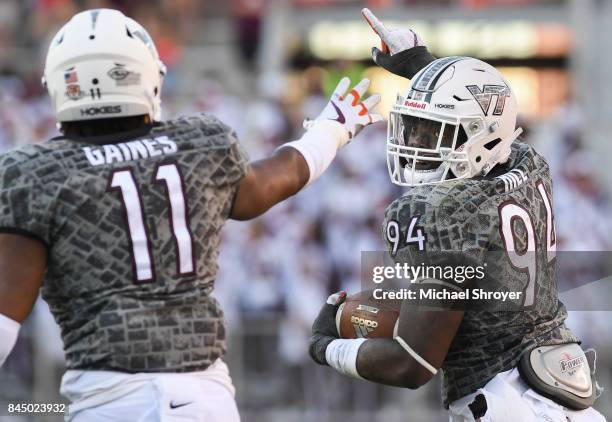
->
[109, 163, 195, 283]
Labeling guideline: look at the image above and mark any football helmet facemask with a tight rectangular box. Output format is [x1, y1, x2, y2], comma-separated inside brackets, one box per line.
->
[387, 56, 523, 186]
[43, 9, 166, 123]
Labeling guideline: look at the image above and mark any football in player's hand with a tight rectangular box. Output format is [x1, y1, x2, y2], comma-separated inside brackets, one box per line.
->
[335, 290, 400, 339]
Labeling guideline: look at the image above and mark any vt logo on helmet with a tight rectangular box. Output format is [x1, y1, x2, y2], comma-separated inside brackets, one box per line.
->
[386, 57, 523, 186]
[466, 84, 512, 116]
[42, 9, 167, 123]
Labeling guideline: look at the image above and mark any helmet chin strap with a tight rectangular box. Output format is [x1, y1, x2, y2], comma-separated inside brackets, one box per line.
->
[484, 127, 524, 173]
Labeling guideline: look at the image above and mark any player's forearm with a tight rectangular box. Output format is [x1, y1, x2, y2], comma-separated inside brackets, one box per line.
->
[0, 234, 47, 323]
[230, 120, 348, 220]
[0, 234, 47, 367]
[356, 339, 431, 389]
[230, 148, 309, 220]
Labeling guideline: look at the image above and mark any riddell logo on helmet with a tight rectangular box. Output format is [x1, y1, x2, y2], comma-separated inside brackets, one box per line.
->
[404, 100, 427, 110]
[80, 106, 123, 116]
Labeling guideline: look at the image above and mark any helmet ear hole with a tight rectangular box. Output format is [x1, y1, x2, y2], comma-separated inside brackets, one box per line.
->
[484, 138, 502, 151]
[475, 156, 482, 163]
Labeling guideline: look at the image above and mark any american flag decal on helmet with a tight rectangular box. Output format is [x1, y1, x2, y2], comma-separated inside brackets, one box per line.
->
[64, 69, 78, 84]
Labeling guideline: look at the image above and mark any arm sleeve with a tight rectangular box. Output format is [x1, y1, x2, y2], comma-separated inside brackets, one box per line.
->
[191, 114, 250, 187]
[376, 46, 437, 79]
[0, 154, 53, 246]
[223, 132, 250, 187]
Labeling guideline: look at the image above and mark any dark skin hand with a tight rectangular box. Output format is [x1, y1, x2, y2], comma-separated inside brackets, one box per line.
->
[356, 297, 464, 389]
[230, 146, 310, 220]
[0, 234, 47, 323]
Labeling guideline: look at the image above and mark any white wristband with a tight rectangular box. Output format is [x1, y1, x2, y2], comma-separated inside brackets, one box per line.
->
[325, 338, 367, 379]
[395, 336, 438, 375]
[0, 313, 21, 368]
[278, 120, 349, 186]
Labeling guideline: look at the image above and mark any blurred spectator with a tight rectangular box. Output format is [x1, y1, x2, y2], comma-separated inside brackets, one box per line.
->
[232, 0, 264, 66]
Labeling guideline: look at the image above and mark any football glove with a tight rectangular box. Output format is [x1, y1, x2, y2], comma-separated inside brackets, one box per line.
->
[305, 77, 382, 143]
[309, 291, 347, 365]
[362, 8, 435, 79]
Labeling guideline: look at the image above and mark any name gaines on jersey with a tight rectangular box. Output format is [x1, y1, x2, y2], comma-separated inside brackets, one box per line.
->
[83, 136, 178, 166]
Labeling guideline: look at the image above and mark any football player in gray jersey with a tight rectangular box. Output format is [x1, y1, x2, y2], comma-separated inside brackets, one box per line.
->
[0, 8, 383, 422]
[309, 10, 605, 421]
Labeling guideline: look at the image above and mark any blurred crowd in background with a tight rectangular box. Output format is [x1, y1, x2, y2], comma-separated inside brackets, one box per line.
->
[1, 0, 612, 421]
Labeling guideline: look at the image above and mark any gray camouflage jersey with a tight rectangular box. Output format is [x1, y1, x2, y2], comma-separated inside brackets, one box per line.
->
[382, 142, 578, 407]
[0, 114, 249, 372]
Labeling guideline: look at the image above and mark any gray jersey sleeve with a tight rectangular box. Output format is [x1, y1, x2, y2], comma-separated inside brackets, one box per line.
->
[199, 114, 250, 185]
[166, 114, 250, 187]
[0, 148, 58, 245]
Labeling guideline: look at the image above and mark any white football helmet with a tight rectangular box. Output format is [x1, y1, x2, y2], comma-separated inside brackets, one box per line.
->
[387, 56, 523, 186]
[43, 9, 166, 123]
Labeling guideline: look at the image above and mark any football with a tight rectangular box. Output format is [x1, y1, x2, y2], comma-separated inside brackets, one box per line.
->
[335, 290, 401, 339]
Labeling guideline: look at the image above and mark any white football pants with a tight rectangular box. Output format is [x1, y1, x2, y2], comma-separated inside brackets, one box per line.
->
[60, 359, 240, 422]
[448, 368, 606, 422]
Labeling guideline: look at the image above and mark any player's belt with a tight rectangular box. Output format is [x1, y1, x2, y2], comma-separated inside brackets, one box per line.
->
[517, 343, 600, 410]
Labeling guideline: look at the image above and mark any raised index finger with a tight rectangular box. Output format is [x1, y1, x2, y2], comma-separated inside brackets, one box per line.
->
[361, 8, 391, 40]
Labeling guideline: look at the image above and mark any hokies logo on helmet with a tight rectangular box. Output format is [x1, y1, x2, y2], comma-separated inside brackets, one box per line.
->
[404, 100, 427, 110]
